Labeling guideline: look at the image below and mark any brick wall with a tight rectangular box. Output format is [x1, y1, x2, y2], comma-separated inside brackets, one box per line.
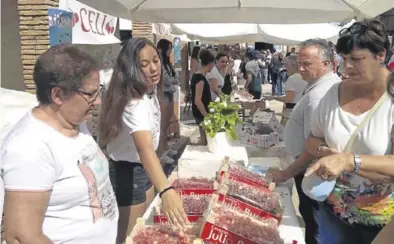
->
[18, 0, 59, 93]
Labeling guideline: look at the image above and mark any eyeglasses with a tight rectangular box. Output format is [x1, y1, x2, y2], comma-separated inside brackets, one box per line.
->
[77, 84, 105, 104]
[57, 84, 105, 104]
[339, 22, 369, 37]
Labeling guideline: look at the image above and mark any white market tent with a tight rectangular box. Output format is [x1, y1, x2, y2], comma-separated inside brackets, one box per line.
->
[78, 0, 394, 24]
[170, 22, 355, 45]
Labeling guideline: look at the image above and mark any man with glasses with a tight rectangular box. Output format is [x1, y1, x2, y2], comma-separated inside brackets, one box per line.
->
[268, 39, 341, 244]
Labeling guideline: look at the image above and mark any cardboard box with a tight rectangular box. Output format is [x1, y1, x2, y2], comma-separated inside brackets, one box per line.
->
[238, 131, 280, 148]
[153, 189, 215, 224]
[126, 218, 203, 244]
[252, 110, 280, 131]
[217, 184, 283, 223]
[217, 158, 274, 190]
[199, 197, 279, 244]
[276, 123, 285, 141]
[200, 221, 261, 244]
[231, 89, 254, 102]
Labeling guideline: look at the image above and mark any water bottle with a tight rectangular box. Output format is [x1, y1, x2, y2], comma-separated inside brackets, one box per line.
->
[301, 172, 336, 202]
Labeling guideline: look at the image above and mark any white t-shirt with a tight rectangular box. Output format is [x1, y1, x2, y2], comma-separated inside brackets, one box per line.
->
[284, 72, 340, 158]
[233, 59, 242, 74]
[284, 73, 307, 104]
[311, 82, 394, 226]
[1, 112, 118, 243]
[107, 94, 161, 162]
[206, 66, 225, 101]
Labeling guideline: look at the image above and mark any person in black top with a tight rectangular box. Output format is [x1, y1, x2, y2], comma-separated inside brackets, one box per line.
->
[222, 58, 234, 95]
[190, 49, 215, 145]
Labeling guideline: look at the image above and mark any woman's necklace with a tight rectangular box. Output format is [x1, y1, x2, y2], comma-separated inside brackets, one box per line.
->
[356, 99, 364, 113]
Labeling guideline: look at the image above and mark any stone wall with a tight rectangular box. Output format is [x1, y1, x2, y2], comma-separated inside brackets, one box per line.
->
[18, 0, 59, 93]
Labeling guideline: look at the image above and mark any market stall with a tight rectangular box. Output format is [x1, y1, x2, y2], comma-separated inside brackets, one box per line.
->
[170, 22, 352, 45]
[78, 0, 393, 24]
[129, 145, 304, 244]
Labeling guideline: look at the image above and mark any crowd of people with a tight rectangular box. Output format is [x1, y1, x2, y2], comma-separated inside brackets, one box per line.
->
[189, 18, 394, 244]
[0, 17, 394, 244]
[268, 18, 394, 244]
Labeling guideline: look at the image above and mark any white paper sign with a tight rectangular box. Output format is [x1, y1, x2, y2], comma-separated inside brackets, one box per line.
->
[65, 0, 120, 44]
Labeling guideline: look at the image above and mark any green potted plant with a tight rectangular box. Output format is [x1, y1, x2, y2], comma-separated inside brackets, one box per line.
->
[201, 94, 242, 154]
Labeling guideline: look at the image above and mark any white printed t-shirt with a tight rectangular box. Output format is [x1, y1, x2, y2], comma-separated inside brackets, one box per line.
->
[206, 66, 225, 101]
[107, 94, 161, 162]
[1, 112, 118, 243]
[284, 73, 307, 104]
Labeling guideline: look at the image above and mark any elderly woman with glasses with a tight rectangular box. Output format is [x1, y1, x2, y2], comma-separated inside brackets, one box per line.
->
[1, 44, 118, 243]
[303, 18, 394, 244]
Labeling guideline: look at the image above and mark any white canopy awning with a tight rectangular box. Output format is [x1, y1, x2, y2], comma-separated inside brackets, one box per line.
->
[77, 0, 394, 24]
[170, 22, 354, 45]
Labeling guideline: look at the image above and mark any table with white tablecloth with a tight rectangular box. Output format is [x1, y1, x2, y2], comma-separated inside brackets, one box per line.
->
[142, 145, 305, 244]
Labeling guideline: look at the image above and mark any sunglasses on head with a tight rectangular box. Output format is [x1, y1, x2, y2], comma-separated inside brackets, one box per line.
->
[339, 22, 369, 37]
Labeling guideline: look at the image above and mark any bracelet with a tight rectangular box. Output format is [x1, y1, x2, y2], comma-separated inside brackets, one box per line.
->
[159, 186, 175, 198]
[352, 154, 361, 174]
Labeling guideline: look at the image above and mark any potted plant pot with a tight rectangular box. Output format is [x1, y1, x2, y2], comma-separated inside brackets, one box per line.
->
[206, 130, 231, 156]
[201, 95, 242, 155]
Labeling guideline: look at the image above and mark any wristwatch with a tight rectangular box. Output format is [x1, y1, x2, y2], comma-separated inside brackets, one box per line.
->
[352, 154, 361, 174]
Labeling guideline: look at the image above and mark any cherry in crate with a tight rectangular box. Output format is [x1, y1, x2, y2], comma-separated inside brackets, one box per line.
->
[218, 157, 274, 190]
[172, 177, 216, 189]
[221, 175, 283, 220]
[200, 203, 283, 244]
[130, 219, 202, 244]
[154, 194, 212, 224]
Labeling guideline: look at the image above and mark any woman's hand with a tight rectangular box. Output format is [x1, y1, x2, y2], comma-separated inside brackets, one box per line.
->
[161, 189, 189, 228]
[305, 152, 354, 180]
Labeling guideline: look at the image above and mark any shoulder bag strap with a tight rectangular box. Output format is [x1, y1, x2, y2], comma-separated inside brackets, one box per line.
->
[343, 92, 389, 152]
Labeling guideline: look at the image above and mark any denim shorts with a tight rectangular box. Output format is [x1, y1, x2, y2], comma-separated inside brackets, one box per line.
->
[109, 160, 153, 206]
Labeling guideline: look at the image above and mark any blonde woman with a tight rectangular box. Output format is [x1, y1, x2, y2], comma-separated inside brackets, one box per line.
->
[268, 55, 307, 125]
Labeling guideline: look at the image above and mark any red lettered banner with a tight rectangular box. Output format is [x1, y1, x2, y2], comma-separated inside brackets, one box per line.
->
[176, 189, 217, 196]
[65, 0, 120, 44]
[200, 221, 259, 244]
[217, 193, 281, 224]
